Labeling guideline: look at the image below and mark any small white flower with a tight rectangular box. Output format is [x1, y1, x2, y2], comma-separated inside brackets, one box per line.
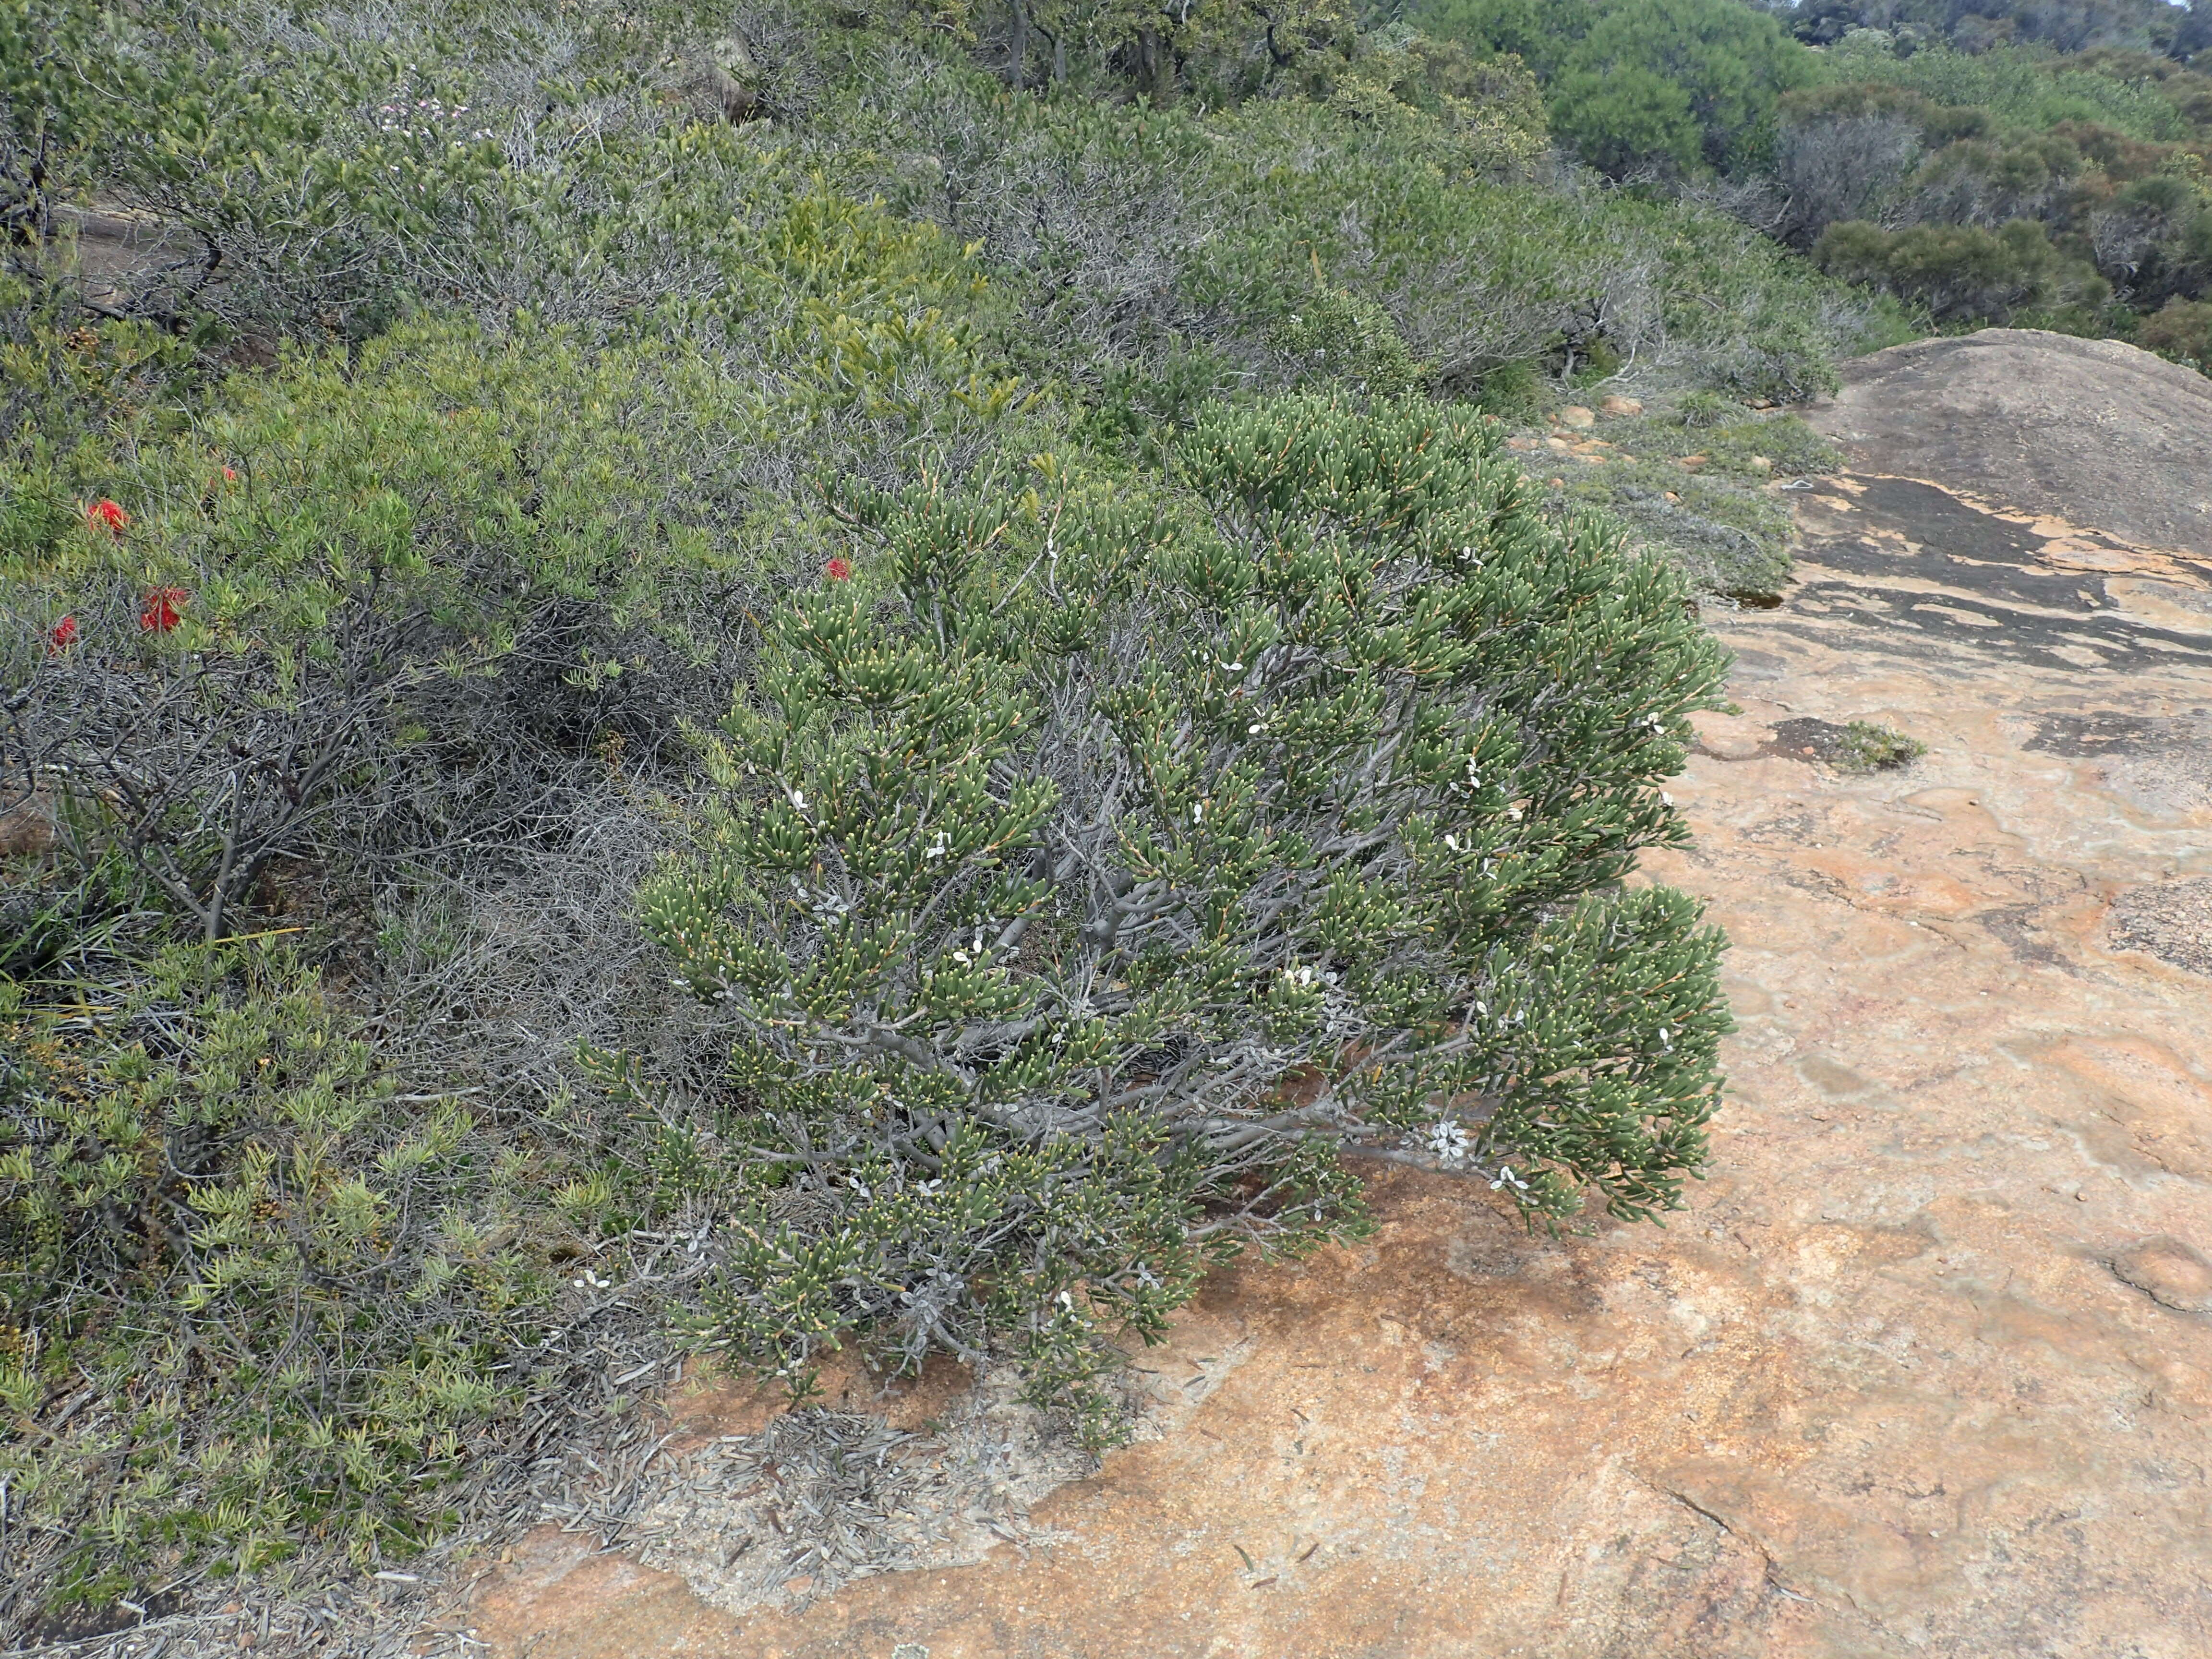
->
[1443, 834, 1459, 851]
[1222, 661, 1244, 673]
[1248, 723, 1263, 735]
[924, 831, 949, 860]
[1660, 791, 1675, 807]
[788, 789, 807, 811]
[1192, 802, 1204, 823]
[1506, 806, 1523, 821]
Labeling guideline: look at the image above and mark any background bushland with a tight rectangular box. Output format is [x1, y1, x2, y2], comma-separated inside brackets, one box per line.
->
[1409, 0, 2212, 356]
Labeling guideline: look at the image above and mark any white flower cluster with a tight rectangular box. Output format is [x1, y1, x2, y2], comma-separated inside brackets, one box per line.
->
[375, 93, 493, 142]
[792, 875, 851, 919]
[1424, 1120, 1472, 1166]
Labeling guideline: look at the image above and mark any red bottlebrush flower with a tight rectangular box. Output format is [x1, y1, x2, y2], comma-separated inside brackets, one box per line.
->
[825, 557, 853, 582]
[140, 587, 187, 633]
[86, 498, 130, 533]
[48, 615, 79, 650]
[221, 466, 239, 483]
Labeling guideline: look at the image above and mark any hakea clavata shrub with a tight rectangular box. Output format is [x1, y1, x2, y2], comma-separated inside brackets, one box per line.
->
[605, 395, 1734, 1440]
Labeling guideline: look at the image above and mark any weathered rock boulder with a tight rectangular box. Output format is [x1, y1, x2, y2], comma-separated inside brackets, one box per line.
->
[1807, 328, 2212, 557]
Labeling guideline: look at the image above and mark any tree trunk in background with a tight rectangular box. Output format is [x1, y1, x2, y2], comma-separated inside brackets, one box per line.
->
[1137, 27, 1169, 100]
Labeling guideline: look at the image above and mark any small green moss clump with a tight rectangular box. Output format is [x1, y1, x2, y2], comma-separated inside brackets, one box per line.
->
[1839, 720, 1928, 772]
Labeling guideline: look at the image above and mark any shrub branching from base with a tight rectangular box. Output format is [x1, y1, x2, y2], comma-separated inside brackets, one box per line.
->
[623, 396, 1734, 1439]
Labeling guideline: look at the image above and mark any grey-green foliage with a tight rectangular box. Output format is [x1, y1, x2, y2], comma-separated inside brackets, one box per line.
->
[2, 0, 1802, 1618]
[813, 36, 1872, 408]
[1553, 406, 1841, 593]
[627, 396, 1732, 1439]
[1274, 283, 1431, 397]
[1812, 36, 2191, 141]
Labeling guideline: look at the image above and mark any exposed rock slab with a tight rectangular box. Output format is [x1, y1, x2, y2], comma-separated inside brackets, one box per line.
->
[1806, 328, 2212, 557]
[466, 345, 2212, 1659]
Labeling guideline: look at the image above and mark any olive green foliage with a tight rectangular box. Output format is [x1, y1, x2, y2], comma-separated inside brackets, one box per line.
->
[1274, 284, 1431, 397]
[1773, 39, 2212, 336]
[2, 48, 1058, 1607]
[0, 269, 209, 478]
[1409, 0, 2212, 357]
[1809, 36, 2198, 136]
[1188, 96, 1859, 397]
[2139, 293, 2212, 367]
[631, 397, 1731, 1437]
[1791, 0, 2198, 59]
[1549, 0, 1814, 175]
[1, 918, 558, 1590]
[1814, 216, 2110, 322]
[0, 0, 103, 242]
[1418, 0, 1815, 175]
[806, 33, 1872, 418]
[4, 318, 801, 943]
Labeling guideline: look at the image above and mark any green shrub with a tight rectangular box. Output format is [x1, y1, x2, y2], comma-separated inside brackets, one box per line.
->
[1814, 216, 2109, 322]
[0, 926, 564, 1596]
[2140, 294, 2212, 369]
[1538, 402, 1837, 595]
[5, 319, 779, 938]
[1554, 456, 1796, 594]
[1420, 0, 1815, 175]
[1553, 0, 1815, 175]
[627, 395, 1731, 1439]
[0, 0, 106, 247]
[1674, 389, 1741, 427]
[1809, 37, 2191, 141]
[1273, 282, 1431, 396]
[0, 0, 1852, 1623]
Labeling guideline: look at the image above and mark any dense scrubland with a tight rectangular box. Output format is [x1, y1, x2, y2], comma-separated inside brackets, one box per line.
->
[0, 0, 2205, 1642]
[1418, 0, 2212, 361]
